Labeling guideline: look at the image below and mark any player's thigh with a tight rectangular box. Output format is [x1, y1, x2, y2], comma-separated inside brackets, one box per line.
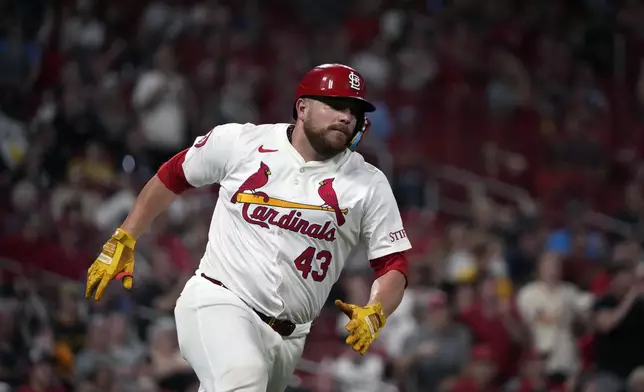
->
[175, 293, 270, 392]
[266, 336, 307, 392]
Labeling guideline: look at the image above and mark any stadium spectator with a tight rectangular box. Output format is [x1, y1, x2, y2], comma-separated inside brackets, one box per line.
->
[592, 264, 644, 392]
[399, 291, 470, 391]
[148, 317, 195, 391]
[505, 350, 566, 392]
[628, 367, 644, 392]
[16, 355, 65, 392]
[516, 252, 593, 381]
[132, 44, 190, 169]
[447, 345, 499, 392]
[459, 273, 527, 383]
[329, 347, 395, 392]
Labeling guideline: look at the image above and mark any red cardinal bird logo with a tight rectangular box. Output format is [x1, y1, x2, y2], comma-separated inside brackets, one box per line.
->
[231, 162, 271, 203]
[318, 178, 345, 226]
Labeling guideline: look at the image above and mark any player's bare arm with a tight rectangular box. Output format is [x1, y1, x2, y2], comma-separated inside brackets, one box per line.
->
[121, 142, 204, 237]
[368, 269, 406, 317]
[121, 175, 179, 238]
[84, 174, 178, 300]
[84, 153, 190, 301]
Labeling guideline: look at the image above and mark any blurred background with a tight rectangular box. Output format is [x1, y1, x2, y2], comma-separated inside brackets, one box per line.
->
[2, 0, 644, 391]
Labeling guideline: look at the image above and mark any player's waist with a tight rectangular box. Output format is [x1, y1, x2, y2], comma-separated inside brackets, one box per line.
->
[199, 272, 304, 337]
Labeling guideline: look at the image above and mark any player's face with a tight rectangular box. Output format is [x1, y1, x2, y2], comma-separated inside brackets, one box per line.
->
[302, 98, 361, 158]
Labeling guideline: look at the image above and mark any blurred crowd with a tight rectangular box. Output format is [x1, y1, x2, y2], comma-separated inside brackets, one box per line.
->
[2, 0, 644, 391]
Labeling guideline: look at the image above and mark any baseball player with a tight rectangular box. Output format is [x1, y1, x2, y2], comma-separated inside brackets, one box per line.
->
[85, 64, 412, 392]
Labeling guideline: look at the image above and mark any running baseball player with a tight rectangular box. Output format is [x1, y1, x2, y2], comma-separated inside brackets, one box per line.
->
[85, 64, 412, 392]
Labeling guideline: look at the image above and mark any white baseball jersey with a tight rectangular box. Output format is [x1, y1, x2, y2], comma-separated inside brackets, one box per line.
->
[181, 122, 412, 324]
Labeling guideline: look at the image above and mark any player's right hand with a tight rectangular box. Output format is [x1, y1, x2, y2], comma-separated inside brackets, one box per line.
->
[85, 228, 136, 301]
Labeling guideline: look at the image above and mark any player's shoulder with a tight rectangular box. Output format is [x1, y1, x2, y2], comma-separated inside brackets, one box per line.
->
[207, 122, 288, 150]
[341, 151, 390, 186]
[214, 122, 287, 145]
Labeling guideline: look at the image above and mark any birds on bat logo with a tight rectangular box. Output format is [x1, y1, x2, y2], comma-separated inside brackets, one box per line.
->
[230, 162, 347, 229]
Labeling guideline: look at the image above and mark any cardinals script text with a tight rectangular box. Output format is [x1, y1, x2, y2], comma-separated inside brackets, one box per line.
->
[242, 206, 337, 242]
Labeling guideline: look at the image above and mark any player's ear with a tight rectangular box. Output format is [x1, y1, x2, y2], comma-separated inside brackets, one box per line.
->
[296, 98, 308, 120]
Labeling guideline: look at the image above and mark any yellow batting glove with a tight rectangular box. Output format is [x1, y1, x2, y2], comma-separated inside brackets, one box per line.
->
[335, 299, 386, 355]
[85, 228, 136, 301]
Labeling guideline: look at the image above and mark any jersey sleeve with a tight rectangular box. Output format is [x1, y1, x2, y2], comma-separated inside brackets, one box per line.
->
[360, 171, 412, 260]
[181, 123, 244, 187]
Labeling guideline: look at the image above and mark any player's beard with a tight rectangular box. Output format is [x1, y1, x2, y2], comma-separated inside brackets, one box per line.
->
[303, 118, 351, 159]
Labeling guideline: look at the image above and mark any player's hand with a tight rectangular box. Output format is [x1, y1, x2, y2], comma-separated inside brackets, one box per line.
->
[85, 228, 136, 301]
[335, 299, 386, 355]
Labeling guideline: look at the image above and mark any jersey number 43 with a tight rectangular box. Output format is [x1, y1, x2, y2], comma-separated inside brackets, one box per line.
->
[294, 247, 331, 282]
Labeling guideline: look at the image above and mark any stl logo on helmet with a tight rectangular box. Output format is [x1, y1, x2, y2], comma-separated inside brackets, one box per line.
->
[348, 71, 361, 91]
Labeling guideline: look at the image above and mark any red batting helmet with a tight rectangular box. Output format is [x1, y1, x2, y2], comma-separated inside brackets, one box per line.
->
[293, 64, 375, 151]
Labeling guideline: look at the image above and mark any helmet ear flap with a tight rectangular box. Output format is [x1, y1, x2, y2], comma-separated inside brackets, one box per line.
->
[348, 117, 370, 152]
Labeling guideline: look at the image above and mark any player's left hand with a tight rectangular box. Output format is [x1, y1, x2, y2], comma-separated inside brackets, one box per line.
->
[335, 299, 386, 355]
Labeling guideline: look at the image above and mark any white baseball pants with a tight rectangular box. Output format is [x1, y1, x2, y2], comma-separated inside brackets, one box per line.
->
[174, 275, 307, 392]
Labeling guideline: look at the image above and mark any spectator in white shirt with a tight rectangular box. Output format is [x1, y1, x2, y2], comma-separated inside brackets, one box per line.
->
[516, 252, 593, 379]
[61, 3, 105, 52]
[132, 45, 189, 168]
[330, 348, 397, 392]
